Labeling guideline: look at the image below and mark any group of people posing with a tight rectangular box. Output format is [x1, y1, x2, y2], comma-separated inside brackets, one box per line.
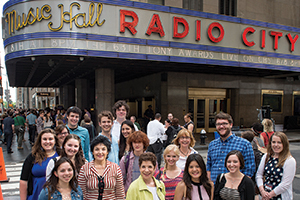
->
[18, 101, 296, 200]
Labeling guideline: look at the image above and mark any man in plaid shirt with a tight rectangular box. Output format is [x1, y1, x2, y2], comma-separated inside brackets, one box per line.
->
[207, 112, 255, 183]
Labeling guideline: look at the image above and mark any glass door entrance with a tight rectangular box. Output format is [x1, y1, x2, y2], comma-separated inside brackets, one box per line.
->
[188, 88, 229, 133]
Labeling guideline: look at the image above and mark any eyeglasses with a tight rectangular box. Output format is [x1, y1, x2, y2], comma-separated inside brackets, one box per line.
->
[216, 122, 229, 127]
[57, 132, 68, 136]
[180, 136, 191, 140]
[98, 176, 105, 200]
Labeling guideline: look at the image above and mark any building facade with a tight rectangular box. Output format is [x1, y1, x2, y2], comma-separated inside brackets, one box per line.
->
[3, 0, 300, 132]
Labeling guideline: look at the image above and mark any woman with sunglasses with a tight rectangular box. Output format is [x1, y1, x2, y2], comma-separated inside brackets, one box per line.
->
[38, 157, 83, 200]
[78, 135, 125, 199]
[173, 129, 198, 170]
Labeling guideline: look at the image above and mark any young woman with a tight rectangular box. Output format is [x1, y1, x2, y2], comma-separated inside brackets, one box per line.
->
[19, 129, 59, 200]
[118, 120, 135, 160]
[126, 152, 166, 200]
[154, 144, 183, 200]
[173, 128, 197, 170]
[46, 134, 86, 180]
[44, 111, 53, 129]
[38, 157, 83, 200]
[174, 154, 213, 200]
[214, 150, 255, 200]
[256, 132, 296, 200]
[119, 130, 150, 193]
[183, 113, 194, 134]
[260, 119, 274, 147]
[55, 124, 70, 148]
[78, 135, 125, 199]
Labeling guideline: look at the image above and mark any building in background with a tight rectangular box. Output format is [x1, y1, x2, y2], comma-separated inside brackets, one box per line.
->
[3, 0, 300, 132]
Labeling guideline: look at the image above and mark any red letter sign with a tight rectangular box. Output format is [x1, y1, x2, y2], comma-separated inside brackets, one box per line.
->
[120, 10, 139, 35]
[207, 22, 224, 43]
[146, 14, 165, 37]
[286, 33, 299, 52]
[196, 20, 201, 41]
[261, 30, 266, 49]
[242, 27, 256, 47]
[173, 17, 189, 39]
[270, 31, 283, 50]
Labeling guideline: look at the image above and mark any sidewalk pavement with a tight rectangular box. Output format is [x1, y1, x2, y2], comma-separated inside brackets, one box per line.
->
[194, 129, 300, 152]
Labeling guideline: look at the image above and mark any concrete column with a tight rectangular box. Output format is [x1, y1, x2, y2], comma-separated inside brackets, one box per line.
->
[59, 86, 64, 105]
[75, 79, 89, 110]
[95, 68, 115, 114]
[62, 84, 75, 108]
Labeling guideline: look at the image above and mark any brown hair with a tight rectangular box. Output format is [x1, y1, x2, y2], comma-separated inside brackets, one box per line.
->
[173, 128, 195, 147]
[139, 152, 157, 167]
[262, 119, 273, 132]
[171, 118, 179, 126]
[112, 100, 130, 117]
[98, 110, 114, 122]
[266, 132, 291, 168]
[225, 150, 245, 170]
[32, 129, 59, 164]
[241, 131, 254, 143]
[127, 131, 149, 151]
[214, 112, 233, 124]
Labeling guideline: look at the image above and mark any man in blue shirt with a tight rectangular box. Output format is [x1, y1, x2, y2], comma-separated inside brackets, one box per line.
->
[26, 109, 37, 145]
[98, 110, 119, 164]
[3, 111, 15, 153]
[66, 106, 90, 161]
[207, 112, 255, 183]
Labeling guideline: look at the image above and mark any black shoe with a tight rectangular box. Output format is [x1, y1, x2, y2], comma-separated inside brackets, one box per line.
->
[7, 151, 13, 154]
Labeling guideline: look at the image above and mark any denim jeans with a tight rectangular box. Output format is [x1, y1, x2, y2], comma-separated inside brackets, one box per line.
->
[4, 132, 13, 152]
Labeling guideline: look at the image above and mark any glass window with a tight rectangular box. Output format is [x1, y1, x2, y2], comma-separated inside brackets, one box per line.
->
[183, 0, 203, 11]
[293, 91, 300, 116]
[261, 90, 283, 113]
[219, 0, 237, 16]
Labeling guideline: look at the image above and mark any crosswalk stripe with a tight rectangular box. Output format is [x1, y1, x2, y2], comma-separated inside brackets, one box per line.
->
[2, 163, 22, 197]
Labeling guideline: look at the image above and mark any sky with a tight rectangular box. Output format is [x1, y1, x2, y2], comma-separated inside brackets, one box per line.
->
[1, 0, 16, 102]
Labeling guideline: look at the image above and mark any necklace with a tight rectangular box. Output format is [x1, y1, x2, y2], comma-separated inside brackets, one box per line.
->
[179, 148, 190, 157]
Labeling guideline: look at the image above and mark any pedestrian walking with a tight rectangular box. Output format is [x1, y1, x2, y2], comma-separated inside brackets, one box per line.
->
[14, 112, 26, 150]
[3, 111, 14, 153]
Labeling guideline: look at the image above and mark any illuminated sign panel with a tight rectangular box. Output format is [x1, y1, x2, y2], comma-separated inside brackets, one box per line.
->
[3, 0, 300, 71]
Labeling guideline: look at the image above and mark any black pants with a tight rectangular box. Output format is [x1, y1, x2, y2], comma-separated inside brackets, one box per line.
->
[147, 139, 163, 168]
[29, 125, 36, 144]
[4, 132, 13, 152]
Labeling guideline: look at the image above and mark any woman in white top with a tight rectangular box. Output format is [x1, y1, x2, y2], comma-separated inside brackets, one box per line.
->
[43, 111, 53, 129]
[256, 132, 296, 200]
[173, 128, 197, 170]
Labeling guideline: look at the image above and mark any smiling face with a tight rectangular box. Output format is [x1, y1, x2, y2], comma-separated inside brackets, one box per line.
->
[271, 135, 283, 156]
[57, 128, 69, 146]
[165, 150, 179, 167]
[188, 161, 202, 182]
[226, 154, 241, 174]
[64, 138, 80, 158]
[92, 143, 108, 162]
[41, 132, 55, 152]
[54, 162, 74, 184]
[121, 124, 133, 139]
[99, 116, 113, 133]
[140, 161, 155, 182]
[216, 119, 232, 140]
[179, 134, 191, 148]
[67, 112, 80, 128]
[116, 105, 127, 120]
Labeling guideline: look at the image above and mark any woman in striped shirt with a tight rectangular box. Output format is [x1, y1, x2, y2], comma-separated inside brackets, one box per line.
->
[78, 135, 125, 200]
[155, 144, 183, 200]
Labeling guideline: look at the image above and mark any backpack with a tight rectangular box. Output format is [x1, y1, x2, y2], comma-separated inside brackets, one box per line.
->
[167, 126, 182, 146]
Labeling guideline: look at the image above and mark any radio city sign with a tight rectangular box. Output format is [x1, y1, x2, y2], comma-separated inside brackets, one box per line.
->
[3, 0, 300, 69]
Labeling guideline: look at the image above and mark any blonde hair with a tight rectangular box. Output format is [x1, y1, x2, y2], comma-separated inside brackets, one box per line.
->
[266, 132, 291, 168]
[262, 119, 273, 132]
[161, 145, 180, 181]
[173, 128, 195, 147]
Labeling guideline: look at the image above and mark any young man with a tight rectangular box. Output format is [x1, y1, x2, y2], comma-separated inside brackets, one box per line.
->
[111, 100, 138, 139]
[3, 111, 14, 153]
[14, 111, 26, 150]
[146, 113, 165, 168]
[66, 106, 90, 161]
[98, 110, 119, 164]
[207, 112, 256, 183]
[26, 109, 37, 144]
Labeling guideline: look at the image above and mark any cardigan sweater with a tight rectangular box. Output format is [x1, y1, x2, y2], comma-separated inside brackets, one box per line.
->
[214, 174, 255, 200]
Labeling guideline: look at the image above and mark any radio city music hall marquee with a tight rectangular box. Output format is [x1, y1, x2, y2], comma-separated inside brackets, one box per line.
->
[3, 1, 300, 70]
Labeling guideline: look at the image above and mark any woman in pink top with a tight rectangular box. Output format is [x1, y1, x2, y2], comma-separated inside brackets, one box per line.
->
[174, 154, 214, 200]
